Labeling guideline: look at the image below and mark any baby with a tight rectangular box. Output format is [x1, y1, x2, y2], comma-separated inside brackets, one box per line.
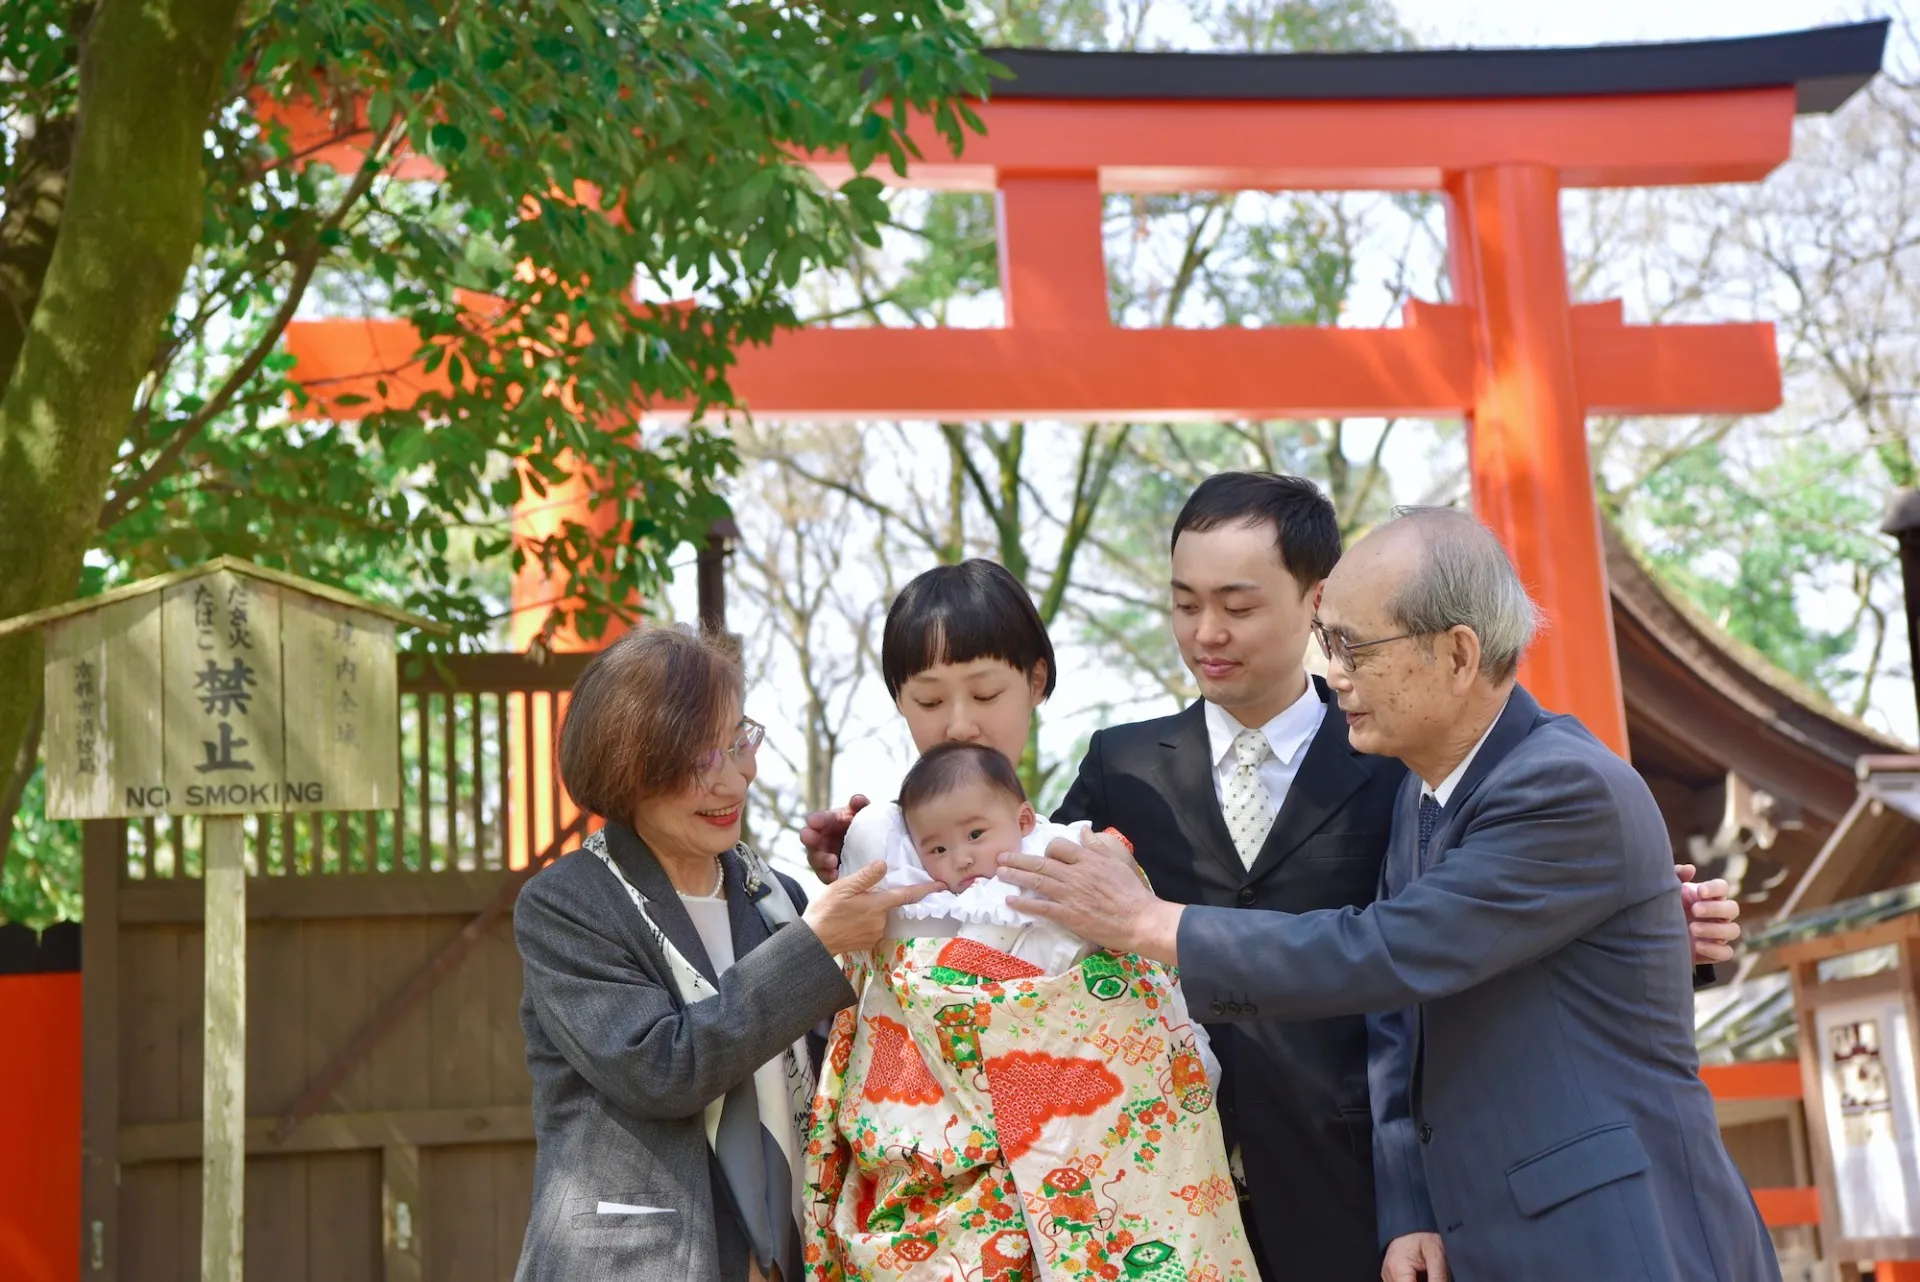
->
[809, 742, 1234, 1280]
[888, 742, 1215, 1082]
[892, 741, 1096, 976]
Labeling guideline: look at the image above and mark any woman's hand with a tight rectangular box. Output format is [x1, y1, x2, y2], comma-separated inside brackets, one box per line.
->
[801, 860, 934, 955]
[800, 794, 870, 883]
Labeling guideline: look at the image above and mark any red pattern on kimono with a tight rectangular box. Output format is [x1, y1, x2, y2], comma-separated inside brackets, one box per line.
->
[863, 1017, 947, 1107]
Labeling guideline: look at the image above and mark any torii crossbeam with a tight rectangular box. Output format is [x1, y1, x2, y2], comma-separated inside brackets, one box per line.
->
[286, 21, 1890, 754]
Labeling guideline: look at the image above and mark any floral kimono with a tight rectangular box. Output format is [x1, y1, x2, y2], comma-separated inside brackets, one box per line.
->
[803, 936, 1254, 1282]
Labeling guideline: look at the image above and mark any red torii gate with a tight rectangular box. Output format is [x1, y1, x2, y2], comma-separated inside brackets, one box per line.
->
[287, 21, 1889, 756]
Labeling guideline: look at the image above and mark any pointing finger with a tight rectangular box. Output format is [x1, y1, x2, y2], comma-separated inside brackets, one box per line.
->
[999, 851, 1049, 875]
[839, 861, 889, 892]
[881, 881, 939, 907]
[1043, 837, 1085, 864]
[996, 864, 1044, 892]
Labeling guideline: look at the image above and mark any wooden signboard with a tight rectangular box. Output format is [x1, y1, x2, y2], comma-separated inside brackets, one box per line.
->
[0, 557, 438, 1282]
[36, 564, 403, 818]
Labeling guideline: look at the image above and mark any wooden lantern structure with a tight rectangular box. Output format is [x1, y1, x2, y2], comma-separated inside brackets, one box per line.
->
[0, 558, 439, 1282]
[1748, 886, 1920, 1272]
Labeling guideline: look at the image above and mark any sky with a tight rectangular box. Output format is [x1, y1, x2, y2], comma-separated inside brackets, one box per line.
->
[658, 0, 1912, 878]
[1389, 0, 1858, 46]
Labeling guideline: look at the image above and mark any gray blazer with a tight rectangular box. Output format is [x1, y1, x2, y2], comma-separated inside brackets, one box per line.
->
[512, 822, 855, 1282]
[1179, 687, 1778, 1282]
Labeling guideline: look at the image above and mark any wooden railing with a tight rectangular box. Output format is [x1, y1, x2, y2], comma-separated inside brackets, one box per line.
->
[119, 652, 593, 881]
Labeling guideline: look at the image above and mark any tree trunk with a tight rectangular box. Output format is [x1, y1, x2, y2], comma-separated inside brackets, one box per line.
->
[0, 0, 244, 859]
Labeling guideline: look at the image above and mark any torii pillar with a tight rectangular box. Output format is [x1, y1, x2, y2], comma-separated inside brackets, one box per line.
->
[1449, 163, 1625, 745]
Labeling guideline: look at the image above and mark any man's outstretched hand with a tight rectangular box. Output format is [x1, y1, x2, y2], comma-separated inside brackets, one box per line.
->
[999, 832, 1184, 965]
[800, 795, 869, 883]
[1677, 864, 1741, 966]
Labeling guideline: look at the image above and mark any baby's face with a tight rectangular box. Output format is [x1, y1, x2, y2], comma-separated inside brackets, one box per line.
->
[903, 780, 1035, 892]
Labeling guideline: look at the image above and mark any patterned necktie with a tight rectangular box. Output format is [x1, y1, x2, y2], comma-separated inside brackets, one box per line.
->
[1416, 794, 1443, 875]
[1223, 728, 1277, 870]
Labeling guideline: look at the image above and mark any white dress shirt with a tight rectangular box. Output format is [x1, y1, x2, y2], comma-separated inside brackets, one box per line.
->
[1423, 696, 1510, 808]
[1203, 679, 1327, 817]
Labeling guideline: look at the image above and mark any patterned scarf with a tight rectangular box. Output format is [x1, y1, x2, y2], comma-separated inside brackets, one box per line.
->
[586, 828, 816, 1279]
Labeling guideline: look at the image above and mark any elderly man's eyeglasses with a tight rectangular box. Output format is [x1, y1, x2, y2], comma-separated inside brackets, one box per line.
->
[696, 718, 765, 778]
[1312, 618, 1428, 673]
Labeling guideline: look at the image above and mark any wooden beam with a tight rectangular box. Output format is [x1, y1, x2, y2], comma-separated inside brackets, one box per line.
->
[118, 1104, 533, 1164]
[286, 306, 1780, 425]
[1700, 1059, 1803, 1100]
[121, 869, 519, 924]
[397, 651, 591, 694]
[1772, 793, 1918, 923]
[997, 171, 1109, 329]
[1775, 914, 1920, 968]
[860, 88, 1800, 193]
[1751, 1186, 1821, 1228]
[201, 815, 247, 1282]
[79, 819, 122, 1281]
[1797, 968, 1908, 1007]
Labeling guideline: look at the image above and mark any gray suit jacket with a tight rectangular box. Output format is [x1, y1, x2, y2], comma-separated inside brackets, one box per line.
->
[512, 823, 855, 1282]
[1179, 688, 1778, 1282]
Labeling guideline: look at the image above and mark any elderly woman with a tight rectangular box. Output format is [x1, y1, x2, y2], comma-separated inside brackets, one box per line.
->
[512, 626, 927, 1282]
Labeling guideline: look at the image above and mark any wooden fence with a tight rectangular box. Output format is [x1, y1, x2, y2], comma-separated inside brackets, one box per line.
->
[81, 652, 590, 1282]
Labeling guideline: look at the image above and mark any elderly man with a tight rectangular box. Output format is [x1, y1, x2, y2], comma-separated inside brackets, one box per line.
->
[1001, 507, 1778, 1282]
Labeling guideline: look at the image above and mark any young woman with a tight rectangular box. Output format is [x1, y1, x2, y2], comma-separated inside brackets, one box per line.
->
[800, 561, 1254, 1282]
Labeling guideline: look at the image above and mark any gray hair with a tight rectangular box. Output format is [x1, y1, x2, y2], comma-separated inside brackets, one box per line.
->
[1382, 506, 1542, 682]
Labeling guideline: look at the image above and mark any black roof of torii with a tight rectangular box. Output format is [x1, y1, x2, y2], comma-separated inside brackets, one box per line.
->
[984, 20, 1889, 115]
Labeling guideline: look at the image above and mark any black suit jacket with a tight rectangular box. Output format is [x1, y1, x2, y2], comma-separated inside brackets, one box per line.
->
[1054, 678, 1404, 1282]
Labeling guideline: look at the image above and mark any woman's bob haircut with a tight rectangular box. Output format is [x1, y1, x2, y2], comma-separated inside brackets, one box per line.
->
[558, 626, 744, 819]
[880, 559, 1057, 702]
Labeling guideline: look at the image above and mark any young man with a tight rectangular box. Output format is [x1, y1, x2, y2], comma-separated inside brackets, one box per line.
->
[1050, 473, 1401, 1280]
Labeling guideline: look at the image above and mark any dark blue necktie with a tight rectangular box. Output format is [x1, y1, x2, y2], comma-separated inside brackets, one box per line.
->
[1416, 794, 1442, 875]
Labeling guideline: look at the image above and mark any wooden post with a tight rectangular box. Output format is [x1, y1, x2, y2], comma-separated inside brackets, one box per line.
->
[79, 819, 121, 1278]
[201, 816, 247, 1282]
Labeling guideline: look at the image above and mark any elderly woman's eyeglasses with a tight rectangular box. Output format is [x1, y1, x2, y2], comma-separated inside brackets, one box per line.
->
[696, 718, 765, 779]
[1312, 618, 1427, 673]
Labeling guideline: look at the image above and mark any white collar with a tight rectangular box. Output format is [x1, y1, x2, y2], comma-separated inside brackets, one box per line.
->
[1204, 677, 1323, 769]
[1426, 696, 1510, 808]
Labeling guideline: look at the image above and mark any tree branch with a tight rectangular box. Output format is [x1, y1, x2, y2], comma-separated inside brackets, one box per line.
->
[97, 117, 397, 529]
